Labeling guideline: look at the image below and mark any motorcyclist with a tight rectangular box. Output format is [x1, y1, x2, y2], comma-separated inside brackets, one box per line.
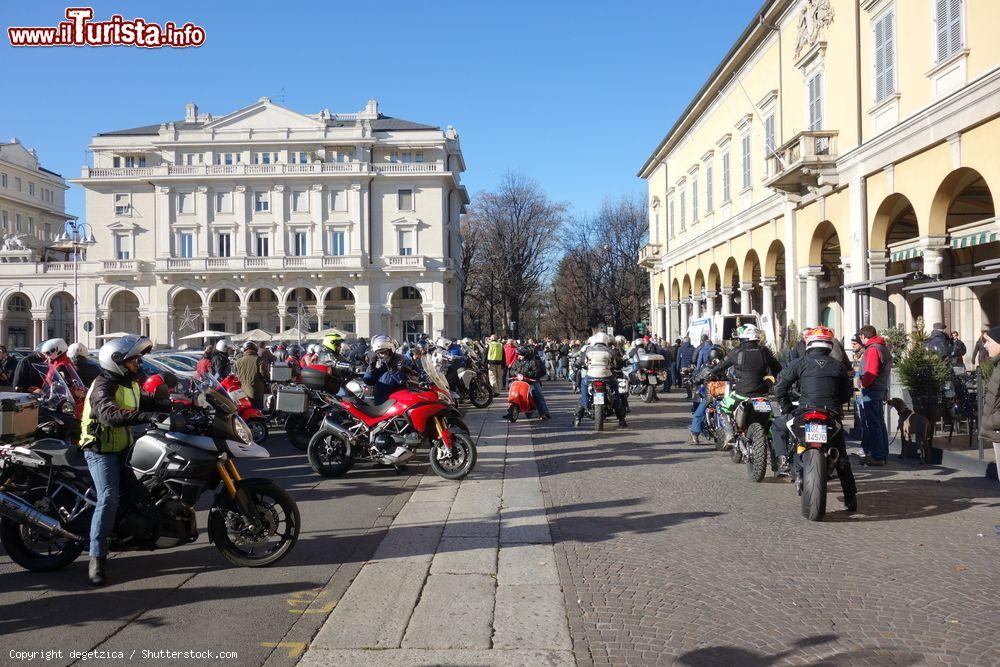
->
[210, 339, 232, 378]
[363, 335, 412, 403]
[574, 332, 627, 428]
[675, 337, 696, 398]
[688, 345, 727, 444]
[79, 335, 166, 585]
[68, 342, 101, 386]
[506, 344, 551, 421]
[773, 326, 857, 511]
[40, 338, 86, 414]
[711, 325, 781, 413]
[318, 332, 349, 365]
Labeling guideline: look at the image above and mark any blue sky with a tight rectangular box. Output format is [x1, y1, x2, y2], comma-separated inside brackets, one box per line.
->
[0, 0, 754, 221]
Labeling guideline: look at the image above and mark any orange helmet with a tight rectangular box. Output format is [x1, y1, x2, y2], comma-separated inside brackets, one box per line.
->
[803, 325, 835, 350]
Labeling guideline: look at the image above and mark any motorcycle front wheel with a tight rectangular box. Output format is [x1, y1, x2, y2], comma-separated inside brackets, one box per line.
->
[209, 482, 300, 567]
[307, 431, 355, 478]
[642, 385, 657, 403]
[248, 418, 269, 445]
[745, 423, 768, 483]
[0, 489, 83, 572]
[468, 379, 493, 409]
[429, 432, 477, 480]
[800, 448, 827, 521]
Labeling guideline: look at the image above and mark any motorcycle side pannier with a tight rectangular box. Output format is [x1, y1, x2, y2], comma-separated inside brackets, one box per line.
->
[637, 352, 664, 372]
[0, 392, 39, 441]
[300, 366, 343, 393]
[275, 385, 308, 414]
[269, 363, 293, 383]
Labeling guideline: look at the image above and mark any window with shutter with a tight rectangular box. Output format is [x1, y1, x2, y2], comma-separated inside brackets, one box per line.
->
[668, 198, 675, 237]
[679, 189, 686, 230]
[706, 165, 713, 211]
[691, 175, 698, 222]
[808, 72, 823, 130]
[722, 151, 731, 202]
[874, 10, 895, 103]
[936, 0, 963, 62]
[741, 134, 751, 189]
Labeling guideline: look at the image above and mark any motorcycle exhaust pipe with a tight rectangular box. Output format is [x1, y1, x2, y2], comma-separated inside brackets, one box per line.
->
[0, 491, 82, 542]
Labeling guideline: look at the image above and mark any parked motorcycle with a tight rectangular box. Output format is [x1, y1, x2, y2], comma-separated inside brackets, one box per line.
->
[450, 363, 493, 409]
[306, 356, 476, 480]
[787, 407, 851, 521]
[219, 374, 269, 444]
[0, 375, 300, 571]
[633, 351, 665, 403]
[283, 362, 355, 450]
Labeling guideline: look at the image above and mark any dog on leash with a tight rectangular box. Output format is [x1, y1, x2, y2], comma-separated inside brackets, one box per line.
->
[887, 397, 933, 463]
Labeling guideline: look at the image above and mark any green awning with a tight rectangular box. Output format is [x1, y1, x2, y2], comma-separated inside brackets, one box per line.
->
[950, 229, 998, 250]
[889, 246, 922, 262]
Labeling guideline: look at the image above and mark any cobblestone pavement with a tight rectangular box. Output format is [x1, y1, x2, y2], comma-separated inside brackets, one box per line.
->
[532, 382, 1000, 666]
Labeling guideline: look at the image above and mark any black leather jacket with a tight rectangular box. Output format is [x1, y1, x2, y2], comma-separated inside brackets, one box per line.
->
[774, 349, 853, 415]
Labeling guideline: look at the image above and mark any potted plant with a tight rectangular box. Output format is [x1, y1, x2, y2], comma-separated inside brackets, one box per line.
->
[895, 318, 952, 426]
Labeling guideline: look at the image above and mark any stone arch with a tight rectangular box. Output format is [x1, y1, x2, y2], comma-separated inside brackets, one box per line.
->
[763, 240, 785, 278]
[670, 278, 680, 302]
[693, 269, 705, 296]
[45, 290, 75, 342]
[870, 193, 919, 252]
[2, 290, 34, 347]
[742, 249, 761, 283]
[101, 285, 145, 310]
[388, 285, 427, 343]
[723, 257, 740, 288]
[681, 274, 692, 300]
[656, 284, 666, 306]
[707, 264, 721, 293]
[107, 290, 141, 334]
[319, 284, 359, 304]
[808, 221, 840, 266]
[244, 287, 281, 333]
[928, 167, 995, 238]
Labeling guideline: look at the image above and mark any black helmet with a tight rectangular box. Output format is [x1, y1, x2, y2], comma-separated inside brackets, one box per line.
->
[242, 341, 258, 352]
[516, 345, 533, 357]
[708, 345, 726, 363]
[289, 344, 303, 357]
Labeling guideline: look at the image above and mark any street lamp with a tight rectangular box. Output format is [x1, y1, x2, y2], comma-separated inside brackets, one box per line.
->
[52, 221, 96, 344]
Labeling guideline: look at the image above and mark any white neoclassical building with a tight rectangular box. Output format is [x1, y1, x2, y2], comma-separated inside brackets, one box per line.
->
[0, 98, 468, 349]
[0, 139, 76, 348]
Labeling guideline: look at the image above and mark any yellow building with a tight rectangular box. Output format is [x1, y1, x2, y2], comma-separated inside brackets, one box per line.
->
[639, 0, 999, 356]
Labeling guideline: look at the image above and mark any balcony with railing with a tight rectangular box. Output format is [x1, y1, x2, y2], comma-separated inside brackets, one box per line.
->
[384, 255, 427, 271]
[638, 243, 663, 268]
[764, 130, 839, 194]
[100, 259, 140, 273]
[78, 161, 448, 180]
[0, 261, 80, 276]
[155, 254, 365, 273]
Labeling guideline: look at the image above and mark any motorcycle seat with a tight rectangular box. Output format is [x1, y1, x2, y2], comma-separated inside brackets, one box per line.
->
[29, 438, 88, 470]
[345, 399, 398, 417]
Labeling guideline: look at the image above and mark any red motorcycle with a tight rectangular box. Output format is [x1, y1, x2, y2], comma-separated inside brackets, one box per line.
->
[505, 375, 537, 422]
[306, 357, 476, 480]
[219, 374, 269, 444]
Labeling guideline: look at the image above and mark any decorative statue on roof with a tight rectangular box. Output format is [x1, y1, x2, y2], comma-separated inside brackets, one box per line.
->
[0, 233, 28, 252]
[794, 0, 835, 60]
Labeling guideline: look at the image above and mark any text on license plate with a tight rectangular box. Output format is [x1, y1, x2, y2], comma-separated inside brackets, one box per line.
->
[805, 424, 828, 442]
[593, 392, 605, 405]
[752, 400, 771, 412]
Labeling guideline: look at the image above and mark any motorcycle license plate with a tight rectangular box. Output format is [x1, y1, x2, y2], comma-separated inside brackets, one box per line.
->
[231, 389, 248, 401]
[593, 392, 605, 405]
[805, 423, 828, 443]
[752, 399, 771, 413]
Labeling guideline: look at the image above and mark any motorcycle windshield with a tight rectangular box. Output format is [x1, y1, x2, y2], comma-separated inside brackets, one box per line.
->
[422, 354, 450, 394]
[195, 373, 238, 415]
[33, 363, 78, 409]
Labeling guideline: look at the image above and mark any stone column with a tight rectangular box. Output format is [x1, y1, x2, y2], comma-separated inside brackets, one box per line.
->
[0, 314, 6, 345]
[800, 266, 823, 327]
[691, 295, 701, 321]
[201, 305, 212, 331]
[761, 277, 777, 324]
[155, 186, 172, 259]
[239, 307, 249, 334]
[101, 314, 111, 337]
[720, 287, 733, 315]
[704, 291, 717, 318]
[277, 306, 287, 334]
[668, 300, 680, 340]
[783, 197, 799, 328]
[234, 186, 248, 256]
[315, 306, 326, 331]
[840, 256, 857, 337]
[921, 241, 948, 329]
[680, 298, 690, 336]
[868, 252, 890, 330]
[739, 281, 754, 315]
[310, 184, 325, 256]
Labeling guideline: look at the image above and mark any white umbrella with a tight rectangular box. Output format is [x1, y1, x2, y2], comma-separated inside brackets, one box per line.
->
[231, 328, 273, 342]
[275, 327, 306, 341]
[95, 332, 131, 339]
[180, 329, 232, 340]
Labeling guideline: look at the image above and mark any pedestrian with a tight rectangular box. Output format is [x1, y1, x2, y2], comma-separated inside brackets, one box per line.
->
[857, 325, 892, 466]
[486, 334, 504, 394]
[675, 337, 695, 399]
[948, 330, 967, 368]
[196, 344, 213, 379]
[234, 342, 269, 408]
[694, 334, 712, 368]
[0, 344, 18, 389]
[978, 326, 1000, 457]
[925, 322, 952, 361]
[503, 338, 517, 387]
[659, 339, 675, 392]
[557, 339, 570, 380]
[972, 328, 991, 367]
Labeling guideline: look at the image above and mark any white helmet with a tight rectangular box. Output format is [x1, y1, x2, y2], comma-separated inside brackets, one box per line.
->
[735, 324, 760, 341]
[214, 339, 229, 353]
[587, 333, 612, 346]
[98, 335, 153, 380]
[371, 334, 396, 353]
[434, 337, 453, 350]
[40, 338, 68, 356]
[67, 342, 88, 358]
[633, 338, 643, 348]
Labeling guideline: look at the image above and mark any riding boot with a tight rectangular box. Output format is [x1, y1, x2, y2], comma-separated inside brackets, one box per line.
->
[88, 556, 107, 586]
[573, 407, 584, 427]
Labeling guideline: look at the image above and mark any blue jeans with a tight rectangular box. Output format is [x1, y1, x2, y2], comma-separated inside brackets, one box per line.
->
[84, 449, 125, 558]
[556, 358, 567, 380]
[690, 397, 709, 434]
[860, 389, 889, 461]
[579, 375, 621, 412]
[530, 384, 550, 417]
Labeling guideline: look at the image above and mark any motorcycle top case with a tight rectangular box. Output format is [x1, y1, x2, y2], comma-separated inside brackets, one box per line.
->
[275, 384, 309, 414]
[300, 365, 342, 393]
[636, 352, 664, 371]
[0, 392, 39, 441]
[269, 363, 293, 383]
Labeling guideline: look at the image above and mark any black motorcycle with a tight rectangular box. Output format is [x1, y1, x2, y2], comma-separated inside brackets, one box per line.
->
[787, 407, 852, 521]
[0, 375, 299, 571]
[577, 376, 626, 432]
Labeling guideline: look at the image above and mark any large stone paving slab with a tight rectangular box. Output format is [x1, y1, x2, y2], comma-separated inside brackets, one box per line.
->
[300, 648, 575, 666]
[401, 573, 495, 649]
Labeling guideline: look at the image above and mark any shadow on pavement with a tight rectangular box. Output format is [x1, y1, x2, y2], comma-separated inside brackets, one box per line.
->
[676, 635, 925, 666]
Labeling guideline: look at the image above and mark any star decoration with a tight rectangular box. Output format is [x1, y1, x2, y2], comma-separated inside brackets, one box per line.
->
[178, 305, 199, 332]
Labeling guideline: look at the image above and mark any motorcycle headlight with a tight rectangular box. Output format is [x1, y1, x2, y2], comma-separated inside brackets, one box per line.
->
[233, 416, 253, 444]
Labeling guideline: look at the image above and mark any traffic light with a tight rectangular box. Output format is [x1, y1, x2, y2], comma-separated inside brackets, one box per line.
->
[636, 322, 646, 335]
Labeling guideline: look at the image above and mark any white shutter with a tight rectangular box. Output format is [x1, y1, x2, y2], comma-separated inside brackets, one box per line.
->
[874, 16, 886, 102]
[947, 0, 963, 56]
[884, 12, 894, 98]
[935, 0, 949, 62]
